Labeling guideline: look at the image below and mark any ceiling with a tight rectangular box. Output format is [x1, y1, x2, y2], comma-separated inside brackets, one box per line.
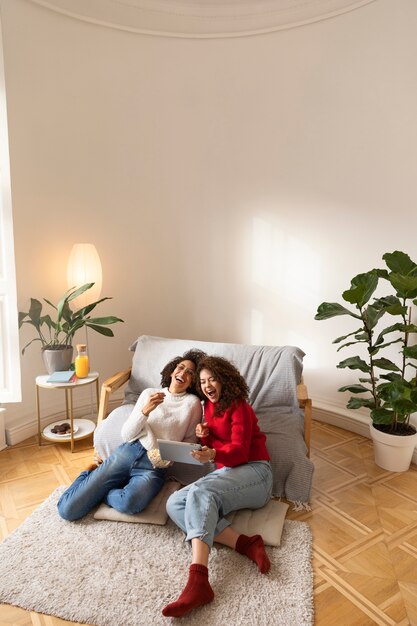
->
[30, 0, 377, 37]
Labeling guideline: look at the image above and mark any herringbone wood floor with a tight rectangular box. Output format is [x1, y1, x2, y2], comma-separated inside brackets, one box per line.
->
[0, 420, 416, 625]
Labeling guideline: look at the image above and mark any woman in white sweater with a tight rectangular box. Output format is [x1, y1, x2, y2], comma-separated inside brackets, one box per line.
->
[57, 350, 204, 521]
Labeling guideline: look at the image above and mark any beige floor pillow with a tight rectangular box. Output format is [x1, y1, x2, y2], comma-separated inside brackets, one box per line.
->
[225, 499, 289, 546]
[94, 481, 180, 525]
[94, 482, 288, 546]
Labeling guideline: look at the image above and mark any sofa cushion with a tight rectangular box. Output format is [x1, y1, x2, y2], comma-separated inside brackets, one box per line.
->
[94, 404, 131, 461]
[124, 335, 304, 415]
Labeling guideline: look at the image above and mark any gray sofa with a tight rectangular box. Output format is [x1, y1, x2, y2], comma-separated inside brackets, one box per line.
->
[94, 335, 314, 506]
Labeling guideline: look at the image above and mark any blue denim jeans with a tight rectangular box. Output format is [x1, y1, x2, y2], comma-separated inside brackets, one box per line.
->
[166, 460, 273, 548]
[57, 441, 166, 521]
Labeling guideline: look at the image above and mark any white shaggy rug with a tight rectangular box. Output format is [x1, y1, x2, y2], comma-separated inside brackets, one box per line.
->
[0, 487, 313, 626]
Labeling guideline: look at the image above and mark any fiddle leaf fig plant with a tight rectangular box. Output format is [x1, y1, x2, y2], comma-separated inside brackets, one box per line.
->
[19, 282, 124, 355]
[315, 251, 417, 435]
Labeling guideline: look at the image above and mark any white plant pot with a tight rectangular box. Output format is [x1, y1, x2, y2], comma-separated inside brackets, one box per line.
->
[370, 423, 417, 472]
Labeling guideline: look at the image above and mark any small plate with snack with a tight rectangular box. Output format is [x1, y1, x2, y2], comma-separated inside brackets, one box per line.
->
[44, 421, 79, 438]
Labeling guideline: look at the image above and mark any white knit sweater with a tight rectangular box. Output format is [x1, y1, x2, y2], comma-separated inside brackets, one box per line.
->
[121, 387, 202, 451]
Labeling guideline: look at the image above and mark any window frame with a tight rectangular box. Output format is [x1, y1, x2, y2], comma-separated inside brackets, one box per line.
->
[0, 19, 21, 403]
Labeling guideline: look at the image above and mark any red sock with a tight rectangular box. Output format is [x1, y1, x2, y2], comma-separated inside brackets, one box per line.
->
[162, 563, 214, 617]
[235, 534, 270, 574]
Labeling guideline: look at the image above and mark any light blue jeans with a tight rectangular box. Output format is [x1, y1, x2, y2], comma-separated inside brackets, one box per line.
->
[57, 441, 166, 521]
[166, 460, 273, 548]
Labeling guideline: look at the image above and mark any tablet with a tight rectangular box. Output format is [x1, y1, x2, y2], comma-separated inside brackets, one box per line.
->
[157, 440, 203, 465]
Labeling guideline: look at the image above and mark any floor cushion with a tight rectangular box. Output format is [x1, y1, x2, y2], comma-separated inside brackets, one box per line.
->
[94, 480, 289, 546]
[225, 499, 289, 546]
[93, 481, 180, 525]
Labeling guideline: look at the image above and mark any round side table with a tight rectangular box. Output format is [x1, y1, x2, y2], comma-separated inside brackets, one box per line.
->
[36, 372, 99, 452]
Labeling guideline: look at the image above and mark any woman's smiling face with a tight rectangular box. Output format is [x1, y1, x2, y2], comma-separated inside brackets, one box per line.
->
[199, 368, 222, 403]
[169, 359, 196, 393]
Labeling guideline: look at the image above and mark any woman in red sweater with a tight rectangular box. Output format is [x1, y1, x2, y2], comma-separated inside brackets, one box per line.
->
[163, 355, 273, 618]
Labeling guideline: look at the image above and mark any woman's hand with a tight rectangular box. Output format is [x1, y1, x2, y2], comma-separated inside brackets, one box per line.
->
[191, 445, 216, 464]
[142, 392, 165, 417]
[196, 422, 209, 438]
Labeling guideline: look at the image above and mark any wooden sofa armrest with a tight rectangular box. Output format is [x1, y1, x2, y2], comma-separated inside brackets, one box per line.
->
[297, 381, 312, 457]
[97, 367, 132, 426]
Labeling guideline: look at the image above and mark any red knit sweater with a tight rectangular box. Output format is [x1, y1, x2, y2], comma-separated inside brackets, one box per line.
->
[201, 400, 270, 468]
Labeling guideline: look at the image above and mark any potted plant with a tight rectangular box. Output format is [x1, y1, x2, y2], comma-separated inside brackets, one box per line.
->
[19, 283, 124, 373]
[315, 250, 417, 472]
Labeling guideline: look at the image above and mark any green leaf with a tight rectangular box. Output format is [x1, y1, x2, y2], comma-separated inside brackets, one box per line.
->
[382, 251, 417, 298]
[379, 372, 402, 382]
[315, 302, 361, 321]
[404, 345, 417, 360]
[85, 323, 114, 337]
[342, 271, 378, 308]
[346, 397, 375, 409]
[371, 407, 395, 424]
[336, 339, 368, 352]
[389, 274, 417, 299]
[375, 323, 407, 343]
[338, 384, 370, 393]
[373, 295, 407, 316]
[43, 298, 57, 311]
[18, 311, 28, 327]
[73, 297, 112, 317]
[369, 338, 402, 355]
[377, 379, 408, 400]
[374, 295, 401, 307]
[372, 357, 400, 371]
[60, 301, 74, 324]
[375, 380, 417, 417]
[66, 283, 95, 303]
[364, 304, 386, 330]
[337, 356, 370, 373]
[28, 299, 42, 327]
[333, 328, 364, 344]
[383, 251, 417, 276]
[353, 332, 369, 341]
[86, 316, 124, 325]
[41, 315, 54, 332]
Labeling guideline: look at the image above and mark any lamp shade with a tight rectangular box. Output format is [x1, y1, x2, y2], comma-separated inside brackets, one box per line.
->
[67, 243, 103, 309]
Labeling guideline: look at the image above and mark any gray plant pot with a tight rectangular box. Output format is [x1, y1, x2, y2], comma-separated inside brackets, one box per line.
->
[42, 346, 74, 374]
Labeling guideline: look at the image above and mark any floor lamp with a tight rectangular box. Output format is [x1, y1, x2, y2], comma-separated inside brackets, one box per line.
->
[67, 243, 103, 310]
[67, 243, 103, 417]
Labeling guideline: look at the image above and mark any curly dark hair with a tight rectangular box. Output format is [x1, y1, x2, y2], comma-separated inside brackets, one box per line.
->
[160, 349, 207, 395]
[196, 355, 249, 415]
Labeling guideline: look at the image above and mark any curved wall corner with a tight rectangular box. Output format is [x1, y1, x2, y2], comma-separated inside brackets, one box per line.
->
[29, 0, 376, 38]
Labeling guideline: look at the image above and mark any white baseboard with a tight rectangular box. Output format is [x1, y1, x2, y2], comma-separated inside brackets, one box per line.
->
[5, 393, 124, 447]
[0, 408, 6, 451]
[313, 405, 370, 437]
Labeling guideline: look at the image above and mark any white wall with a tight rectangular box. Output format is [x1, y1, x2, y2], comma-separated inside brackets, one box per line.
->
[1, 0, 417, 440]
